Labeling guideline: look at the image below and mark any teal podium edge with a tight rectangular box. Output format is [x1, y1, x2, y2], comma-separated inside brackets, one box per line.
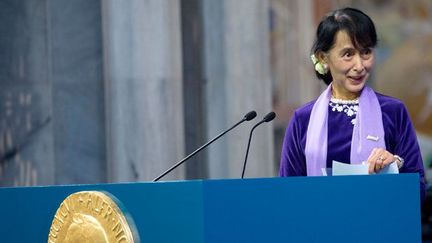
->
[0, 174, 421, 242]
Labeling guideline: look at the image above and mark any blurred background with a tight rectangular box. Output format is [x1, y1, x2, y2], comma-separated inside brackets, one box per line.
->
[0, 0, 431, 239]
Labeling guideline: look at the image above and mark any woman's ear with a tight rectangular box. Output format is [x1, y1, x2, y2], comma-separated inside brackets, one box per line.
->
[312, 51, 329, 75]
[317, 52, 327, 64]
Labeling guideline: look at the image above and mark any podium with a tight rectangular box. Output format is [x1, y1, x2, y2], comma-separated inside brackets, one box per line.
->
[0, 174, 421, 242]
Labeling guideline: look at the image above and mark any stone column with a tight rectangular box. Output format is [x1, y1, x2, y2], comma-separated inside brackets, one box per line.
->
[297, 0, 321, 102]
[1, 0, 109, 186]
[269, 0, 318, 168]
[102, 0, 184, 181]
[203, 0, 274, 179]
[0, 0, 54, 186]
[272, 0, 319, 107]
[49, 0, 107, 184]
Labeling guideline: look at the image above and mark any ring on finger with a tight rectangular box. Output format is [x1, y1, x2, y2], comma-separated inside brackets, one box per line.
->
[376, 157, 384, 169]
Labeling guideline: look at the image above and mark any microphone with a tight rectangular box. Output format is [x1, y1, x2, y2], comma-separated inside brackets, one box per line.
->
[241, 111, 276, 179]
[153, 110, 257, 181]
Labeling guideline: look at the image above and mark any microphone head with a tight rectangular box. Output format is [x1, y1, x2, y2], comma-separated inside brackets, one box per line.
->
[263, 111, 276, 122]
[244, 111, 257, 121]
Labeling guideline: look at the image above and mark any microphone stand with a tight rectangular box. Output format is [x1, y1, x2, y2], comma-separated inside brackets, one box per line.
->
[241, 112, 276, 179]
[241, 122, 262, 179]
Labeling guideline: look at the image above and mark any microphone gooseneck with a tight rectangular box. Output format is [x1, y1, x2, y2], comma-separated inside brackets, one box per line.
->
[241, 112, 276, 179]
[153, 110, 257, 182]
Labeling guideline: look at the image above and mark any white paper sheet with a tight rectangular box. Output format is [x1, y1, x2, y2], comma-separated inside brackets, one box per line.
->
[329, 160, 399, 176]
[376, 161, 399, 174]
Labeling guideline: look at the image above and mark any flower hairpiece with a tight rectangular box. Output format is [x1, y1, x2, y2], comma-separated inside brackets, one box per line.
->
[310, 54, 328, 75]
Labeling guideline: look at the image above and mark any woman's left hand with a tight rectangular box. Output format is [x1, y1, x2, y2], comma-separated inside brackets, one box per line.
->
[366, 148, 394, 174]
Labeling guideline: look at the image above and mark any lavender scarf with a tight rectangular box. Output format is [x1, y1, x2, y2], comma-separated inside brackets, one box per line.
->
[305, 84, 386, 176]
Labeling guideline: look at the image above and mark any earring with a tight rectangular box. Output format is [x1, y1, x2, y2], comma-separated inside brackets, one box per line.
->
[323, 63, 328, 72]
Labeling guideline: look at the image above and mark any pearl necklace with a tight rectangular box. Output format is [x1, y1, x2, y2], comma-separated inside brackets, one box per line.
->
[330, 96, 359, 105]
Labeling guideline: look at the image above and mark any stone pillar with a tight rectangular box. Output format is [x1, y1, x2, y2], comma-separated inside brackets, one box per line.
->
[272, 0, 319, 107]
[297, 0, 322, 102]
[0, 0, 107, 186]
[49, 0, 107, 184]
[102, 0, 185, 181]
[0, 0, 54, 186]
[181, 0, 208, 179]
[203, 0, 274, 179]
[269, 0, 319, 169]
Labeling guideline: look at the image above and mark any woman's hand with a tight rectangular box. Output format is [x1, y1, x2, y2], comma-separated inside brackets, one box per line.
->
[366, 148, 394, 174]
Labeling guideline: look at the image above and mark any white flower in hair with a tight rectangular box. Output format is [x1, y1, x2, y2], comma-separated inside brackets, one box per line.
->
[310, 54, 328, 75]
[310, 54, 319, 64]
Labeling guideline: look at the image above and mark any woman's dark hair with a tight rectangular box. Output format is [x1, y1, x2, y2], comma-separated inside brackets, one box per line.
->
[312, 8, 377, 85]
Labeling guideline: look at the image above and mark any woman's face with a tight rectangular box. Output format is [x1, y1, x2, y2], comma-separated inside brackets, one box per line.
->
[321, 30, 375, 99]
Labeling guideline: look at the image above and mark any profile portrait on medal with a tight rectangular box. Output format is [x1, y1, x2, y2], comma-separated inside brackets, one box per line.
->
[63, 213, 108, 243]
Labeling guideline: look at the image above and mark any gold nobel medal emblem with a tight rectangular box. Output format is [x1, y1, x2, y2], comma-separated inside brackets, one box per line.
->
[48, 191, 137, 243]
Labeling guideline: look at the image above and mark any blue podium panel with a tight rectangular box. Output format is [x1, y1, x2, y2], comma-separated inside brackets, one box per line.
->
[202, 174, 421, 243]
[0, 181, 204, 243]
[0, 174, 421, 243]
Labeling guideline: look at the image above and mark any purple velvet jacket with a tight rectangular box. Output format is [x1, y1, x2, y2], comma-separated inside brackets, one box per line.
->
[279, 92, 426, 201]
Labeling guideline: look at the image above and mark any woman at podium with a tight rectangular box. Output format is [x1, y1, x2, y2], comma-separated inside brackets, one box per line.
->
[279, 7, 426, 201]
